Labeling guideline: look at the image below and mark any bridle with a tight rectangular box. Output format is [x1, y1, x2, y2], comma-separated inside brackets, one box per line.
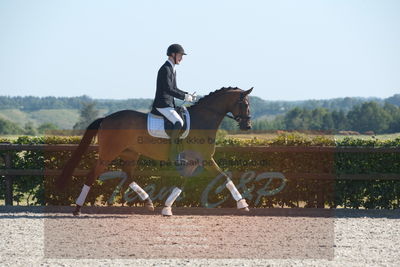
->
[184, 90, 252, 127]
[197, 91, 251, 124]
[225, 92, 251, 124]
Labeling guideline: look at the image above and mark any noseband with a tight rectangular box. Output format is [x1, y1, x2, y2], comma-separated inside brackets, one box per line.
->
[225, 92, 251, 123]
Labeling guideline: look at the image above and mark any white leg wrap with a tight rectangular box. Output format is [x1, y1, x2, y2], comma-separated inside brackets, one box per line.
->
[237, 198, 249, 209]
[161, 206, 173, 216]
[226, 180, 243, 201]
[164, 187, 182, 207]
[129, 182, 149, 201]
[76, 184, 90, 206]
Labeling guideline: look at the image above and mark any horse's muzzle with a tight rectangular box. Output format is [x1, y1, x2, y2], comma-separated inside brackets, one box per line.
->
[240, 123, 252, 131]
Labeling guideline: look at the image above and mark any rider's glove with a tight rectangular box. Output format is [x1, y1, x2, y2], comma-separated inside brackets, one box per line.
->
[191, 92, 197, 101]
[184, 93, 194, 102]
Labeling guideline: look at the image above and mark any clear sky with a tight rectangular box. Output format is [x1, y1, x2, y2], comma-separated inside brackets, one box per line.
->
[0, 0, 399, 101]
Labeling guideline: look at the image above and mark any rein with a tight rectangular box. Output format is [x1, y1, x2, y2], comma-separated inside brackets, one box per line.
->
[194, 91, 251, 123]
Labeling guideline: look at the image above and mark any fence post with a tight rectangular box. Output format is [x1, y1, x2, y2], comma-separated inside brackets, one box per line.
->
[4, 153, 13, 206]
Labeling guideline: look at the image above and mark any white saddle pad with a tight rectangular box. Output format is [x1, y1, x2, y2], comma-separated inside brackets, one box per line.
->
[147, 106, 190, 139]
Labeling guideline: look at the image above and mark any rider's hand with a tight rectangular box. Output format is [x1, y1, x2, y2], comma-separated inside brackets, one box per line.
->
[185, 93, 194, 102]
[191, 92, 197, 101]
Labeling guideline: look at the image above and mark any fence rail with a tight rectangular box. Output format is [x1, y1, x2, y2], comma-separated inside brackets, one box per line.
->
[1, 143, 399, 206]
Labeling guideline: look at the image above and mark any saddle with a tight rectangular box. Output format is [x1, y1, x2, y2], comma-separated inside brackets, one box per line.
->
[148, 106, 190, 139]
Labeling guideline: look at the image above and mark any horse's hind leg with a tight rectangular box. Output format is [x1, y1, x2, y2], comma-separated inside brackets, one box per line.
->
[73, 159, 111, 216]
[128, 181, 154, 211]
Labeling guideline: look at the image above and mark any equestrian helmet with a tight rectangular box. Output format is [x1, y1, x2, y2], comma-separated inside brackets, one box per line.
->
[167, 44, 187, 56]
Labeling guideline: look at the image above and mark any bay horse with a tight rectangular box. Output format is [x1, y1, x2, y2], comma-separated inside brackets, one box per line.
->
[56, 87, 253, 216]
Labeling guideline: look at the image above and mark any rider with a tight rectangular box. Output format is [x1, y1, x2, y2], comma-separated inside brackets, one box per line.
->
[152, 44, 195, 161]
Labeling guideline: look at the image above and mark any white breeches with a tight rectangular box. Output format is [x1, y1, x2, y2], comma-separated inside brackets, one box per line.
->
[156, 107, 184, 127]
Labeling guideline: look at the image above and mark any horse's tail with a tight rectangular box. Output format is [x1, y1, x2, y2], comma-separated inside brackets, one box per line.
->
[56, 118, 104, 191]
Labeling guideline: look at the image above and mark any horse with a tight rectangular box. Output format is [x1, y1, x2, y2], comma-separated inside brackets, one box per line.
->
[56, 86, 253, 216]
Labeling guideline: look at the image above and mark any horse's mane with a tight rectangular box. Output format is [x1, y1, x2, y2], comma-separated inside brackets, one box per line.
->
[191, 87, 240, 107]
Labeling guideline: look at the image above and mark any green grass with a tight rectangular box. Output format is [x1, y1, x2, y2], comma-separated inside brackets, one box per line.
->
[0, 109, 30, 126]
[29, 109, 80, 129]
[0, 108, 109, 129]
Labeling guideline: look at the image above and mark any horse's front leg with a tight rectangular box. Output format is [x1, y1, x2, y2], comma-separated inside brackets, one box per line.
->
[121, 164, 154, 211]
[161, 187, 182, 216]
[119, 152, 154, 211]
[205, 158, 249, 211]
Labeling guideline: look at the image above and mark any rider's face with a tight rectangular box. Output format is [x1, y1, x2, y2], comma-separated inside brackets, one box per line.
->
[172, 53, 184, 65]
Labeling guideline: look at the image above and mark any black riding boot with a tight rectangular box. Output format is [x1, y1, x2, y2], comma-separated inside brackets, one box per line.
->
[169, 122, 183, 162]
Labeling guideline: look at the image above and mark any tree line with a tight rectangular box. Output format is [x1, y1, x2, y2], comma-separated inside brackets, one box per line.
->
[1, 94, 400, 135]
[1, 101, 400, 135]
[250, 102, 400, 134]
[0, 95, 153, 112]
[1, 94, 400, 115]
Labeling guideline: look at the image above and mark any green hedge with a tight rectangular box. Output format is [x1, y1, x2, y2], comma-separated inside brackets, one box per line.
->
[1, 134, 399, 209]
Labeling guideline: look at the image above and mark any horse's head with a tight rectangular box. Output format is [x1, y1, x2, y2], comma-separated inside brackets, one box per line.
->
[190, 86, 253, 130]
[229, 87, 253, 130]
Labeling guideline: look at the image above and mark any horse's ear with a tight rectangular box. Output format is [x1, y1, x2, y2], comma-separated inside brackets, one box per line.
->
[244, 87, 253, 95]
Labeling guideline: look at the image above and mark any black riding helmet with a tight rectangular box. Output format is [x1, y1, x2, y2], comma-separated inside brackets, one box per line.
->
[167, 44, 187, 56]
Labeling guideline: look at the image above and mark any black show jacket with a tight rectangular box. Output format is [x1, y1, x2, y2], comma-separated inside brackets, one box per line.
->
[152, 61, 188, 109]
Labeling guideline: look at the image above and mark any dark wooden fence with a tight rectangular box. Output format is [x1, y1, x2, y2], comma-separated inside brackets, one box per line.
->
[1, 143, 399, 206]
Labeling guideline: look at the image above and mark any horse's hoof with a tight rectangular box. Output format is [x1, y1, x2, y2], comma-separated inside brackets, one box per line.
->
[161, 206, 173, 216]
[73, 210, 81, 216]
[237, 199, 249, 210]
[145, 199, 155, 211]
[73, 205, 81, 216]
[146, 204, 155, 212]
